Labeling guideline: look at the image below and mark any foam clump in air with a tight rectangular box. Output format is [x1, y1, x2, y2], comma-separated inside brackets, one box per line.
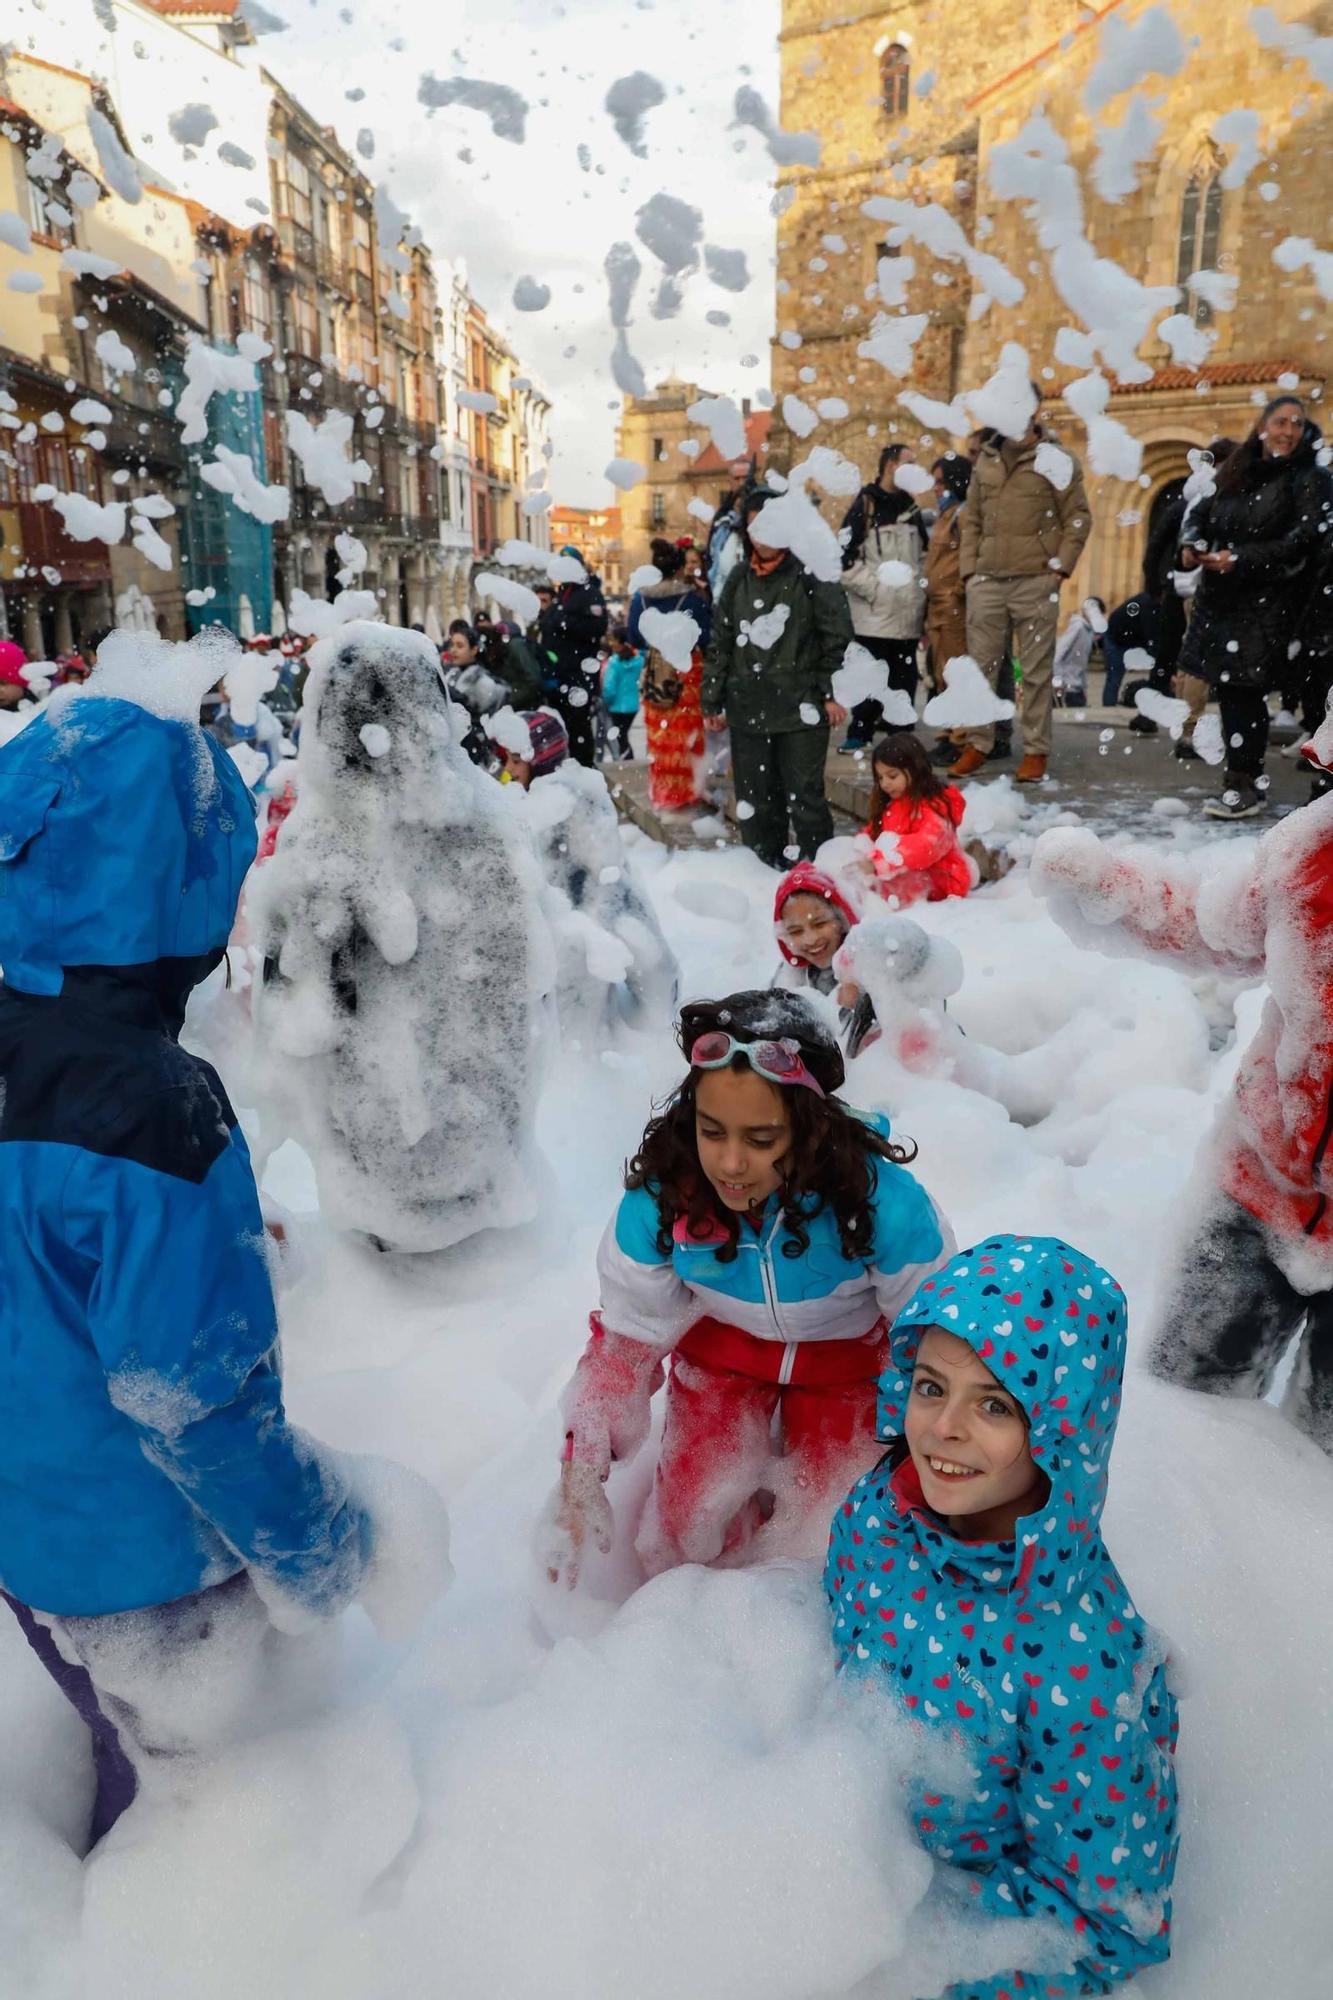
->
[248, 623, 556, 1252]
[923, 655, 1017, 730]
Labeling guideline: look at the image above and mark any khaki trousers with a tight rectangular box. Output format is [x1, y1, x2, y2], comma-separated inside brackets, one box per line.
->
[962, 573, 1062, 757]
[1173, 670, 1209, 742]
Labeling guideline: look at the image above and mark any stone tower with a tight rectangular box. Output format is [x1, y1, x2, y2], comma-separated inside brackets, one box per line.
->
[769, 0, 1330, 606]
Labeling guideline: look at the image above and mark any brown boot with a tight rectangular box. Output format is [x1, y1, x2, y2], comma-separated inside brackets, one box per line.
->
[1014, 754, 1048, 784]
[948, 745, 988, 779]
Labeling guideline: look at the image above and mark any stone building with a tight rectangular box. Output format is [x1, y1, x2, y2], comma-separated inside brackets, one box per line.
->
[615, 380, 771, 568]
[549, 504, 624, 601]
[3, 0, 558, 648]
[769, 0, 1330, 608]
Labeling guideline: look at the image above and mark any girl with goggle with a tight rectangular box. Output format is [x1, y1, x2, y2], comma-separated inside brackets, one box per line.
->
[543, 989, 954, 1585]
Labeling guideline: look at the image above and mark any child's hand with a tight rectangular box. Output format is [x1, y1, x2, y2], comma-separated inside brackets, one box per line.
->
[540, 1458, 614, 1589]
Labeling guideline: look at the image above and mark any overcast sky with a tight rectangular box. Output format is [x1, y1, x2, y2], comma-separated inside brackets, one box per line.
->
[252, 0, 784, 505]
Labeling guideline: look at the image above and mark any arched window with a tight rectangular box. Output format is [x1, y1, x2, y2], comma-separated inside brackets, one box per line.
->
[1176, 147, 1223, 325]
[880, 42, 910, 120]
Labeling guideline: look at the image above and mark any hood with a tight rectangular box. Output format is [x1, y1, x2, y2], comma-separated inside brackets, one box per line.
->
[773, 862, 859, 966]
[0, 697, 256, 1004]
[878, 1235, 1128, 1562]
[0, 641, 27, 687]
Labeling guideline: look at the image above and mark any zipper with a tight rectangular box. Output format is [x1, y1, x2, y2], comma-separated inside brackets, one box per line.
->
[759, 1210, 793, 1342]
[1305, 1083, 1333, 1234]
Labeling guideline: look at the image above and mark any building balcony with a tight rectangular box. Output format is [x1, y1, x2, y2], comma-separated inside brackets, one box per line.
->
[16, 502, 113, 587]
[100, 400, 188, 473]
[316, 243, 354, 294]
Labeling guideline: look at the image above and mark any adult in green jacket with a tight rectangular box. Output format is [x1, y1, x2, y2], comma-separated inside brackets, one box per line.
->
[702, 490, 852, 868]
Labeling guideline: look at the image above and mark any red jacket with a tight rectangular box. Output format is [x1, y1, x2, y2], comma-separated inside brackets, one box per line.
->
[864, 786, 972, 901]
[1035, 802, 1333, 1248]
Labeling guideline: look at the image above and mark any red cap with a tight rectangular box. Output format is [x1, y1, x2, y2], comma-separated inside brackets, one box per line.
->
[773, 862, 859, 965]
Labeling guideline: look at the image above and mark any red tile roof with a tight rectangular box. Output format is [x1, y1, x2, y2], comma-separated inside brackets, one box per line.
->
[694, 407, 770, 475]
[140, 0, 241, 14]
[1098, 359, 1320, 398]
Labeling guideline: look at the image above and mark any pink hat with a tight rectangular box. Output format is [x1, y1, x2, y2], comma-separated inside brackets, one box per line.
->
[0, 640, 27, 687]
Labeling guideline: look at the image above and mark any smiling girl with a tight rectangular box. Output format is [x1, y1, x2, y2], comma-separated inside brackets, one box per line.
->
[827, 1237, 1179, 1999]
[545, 990, 952, 1582]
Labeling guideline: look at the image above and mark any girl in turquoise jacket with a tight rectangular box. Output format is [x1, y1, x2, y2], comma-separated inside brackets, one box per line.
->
[826, 1237, 1179, 1998]
[545, 988, 952, 1583]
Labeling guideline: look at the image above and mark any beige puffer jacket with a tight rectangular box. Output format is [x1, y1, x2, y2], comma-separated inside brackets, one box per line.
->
[959, 431, 1092, 581]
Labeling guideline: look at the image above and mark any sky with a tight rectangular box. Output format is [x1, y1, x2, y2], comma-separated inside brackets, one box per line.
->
[264, 0, 783, 503]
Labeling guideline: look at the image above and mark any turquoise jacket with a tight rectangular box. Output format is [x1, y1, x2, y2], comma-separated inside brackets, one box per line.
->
[826, 1238, 1179, 1999]
[595, 1114, 951, 1366]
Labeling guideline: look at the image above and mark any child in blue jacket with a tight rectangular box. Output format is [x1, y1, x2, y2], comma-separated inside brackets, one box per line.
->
[600, 628, 643, 761]
[0, 668, 371, 1849]
[546, 987, 953, 1583]
[826, 1238, 1179, 1998]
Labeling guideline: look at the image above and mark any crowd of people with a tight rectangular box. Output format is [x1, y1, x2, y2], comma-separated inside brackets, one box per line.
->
[2, 389, 1332, 1998]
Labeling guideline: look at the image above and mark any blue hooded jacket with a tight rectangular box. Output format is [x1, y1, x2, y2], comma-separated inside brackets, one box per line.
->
[0, 695, 366, 1618]
[826, 1238, 1179, 2000]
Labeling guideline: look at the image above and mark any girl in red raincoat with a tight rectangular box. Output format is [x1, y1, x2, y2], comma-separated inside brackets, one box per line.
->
[863, 732, 973, 907]
[1032, 721, 1333, 1455]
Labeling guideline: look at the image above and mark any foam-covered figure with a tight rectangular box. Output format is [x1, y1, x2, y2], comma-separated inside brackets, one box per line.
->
[828, 1237, 1179, 2000]
[492, 705, 678, 1034]
[0, 635, 372, 1846]
[544, 990, 953, 1583]
[1033, 748, 1333, 1452]
[249, 623, 554, 1252]
[834, 913, 968, 1078]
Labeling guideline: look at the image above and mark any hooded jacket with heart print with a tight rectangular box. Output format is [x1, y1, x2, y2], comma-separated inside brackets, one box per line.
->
[825, 1237, 1179, 2000]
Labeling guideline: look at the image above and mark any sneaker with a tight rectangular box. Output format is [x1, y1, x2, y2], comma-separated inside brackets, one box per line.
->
[1128, 713, 1159, 735]
[1203, 781, 1264, 820]
[1280, 733, 1313, 760]
[929, 736, 960, 767]
[986, 736, 1013, 763]
[1173, 738, 1201, 762]
[837, 736, 870, 755]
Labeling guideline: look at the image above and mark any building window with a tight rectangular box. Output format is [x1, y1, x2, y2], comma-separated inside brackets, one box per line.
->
[284, 152, 312, 231]
[241, 260, 272, 337]
[880, 43, 910, 121]
[1176, 148, 1223, 325]
[650, 489, 666, 528]
[652, 436, 664, 461]
[289, 289, 318, 358]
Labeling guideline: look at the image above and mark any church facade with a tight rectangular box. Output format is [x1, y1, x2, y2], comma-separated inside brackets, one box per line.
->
[769, 0, 1330, 608]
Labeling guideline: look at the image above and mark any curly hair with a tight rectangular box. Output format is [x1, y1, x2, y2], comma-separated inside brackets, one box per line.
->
[625, 992, 918, 1265]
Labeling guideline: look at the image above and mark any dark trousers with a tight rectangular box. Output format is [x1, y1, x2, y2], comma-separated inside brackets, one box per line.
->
[3, 1570, 259, 1851]
[848, 636, 919, 743]
[1150, 1195, 1333, 1453]
[730, 726, 833, 868]
[1216, 685, 1270, 781]
[555, 679, 598, 767]
[605, 710, 636, 759]
[4, 1590, 138, 1846]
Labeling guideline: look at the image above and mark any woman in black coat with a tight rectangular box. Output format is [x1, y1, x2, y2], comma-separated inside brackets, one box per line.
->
[1176, 395, 1332, 819]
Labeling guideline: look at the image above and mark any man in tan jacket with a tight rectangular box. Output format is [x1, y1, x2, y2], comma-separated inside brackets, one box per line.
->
[950, 405, 1092, 784]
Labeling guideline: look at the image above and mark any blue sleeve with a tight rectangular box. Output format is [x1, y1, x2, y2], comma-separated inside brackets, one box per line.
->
[866, 1148, 954, 1324]
[947, 1658, 1179, 1998]
[65, 1128, 367, 1616]
[687, 589, 713, 651]
[627, 591, 644, 647]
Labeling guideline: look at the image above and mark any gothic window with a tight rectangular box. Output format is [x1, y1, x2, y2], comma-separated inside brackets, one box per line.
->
[880, 43, 910, 121]
[1176, 149, 1223, 325]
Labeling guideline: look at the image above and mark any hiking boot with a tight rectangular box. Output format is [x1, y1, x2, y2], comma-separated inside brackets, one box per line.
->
[948, 745, 988, 779]
[1014, 754, 1048, 784]
[1203, 778, 1264, 820]
[1128, 713, 1159, 735]
[1174, 738, 1201, 761]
